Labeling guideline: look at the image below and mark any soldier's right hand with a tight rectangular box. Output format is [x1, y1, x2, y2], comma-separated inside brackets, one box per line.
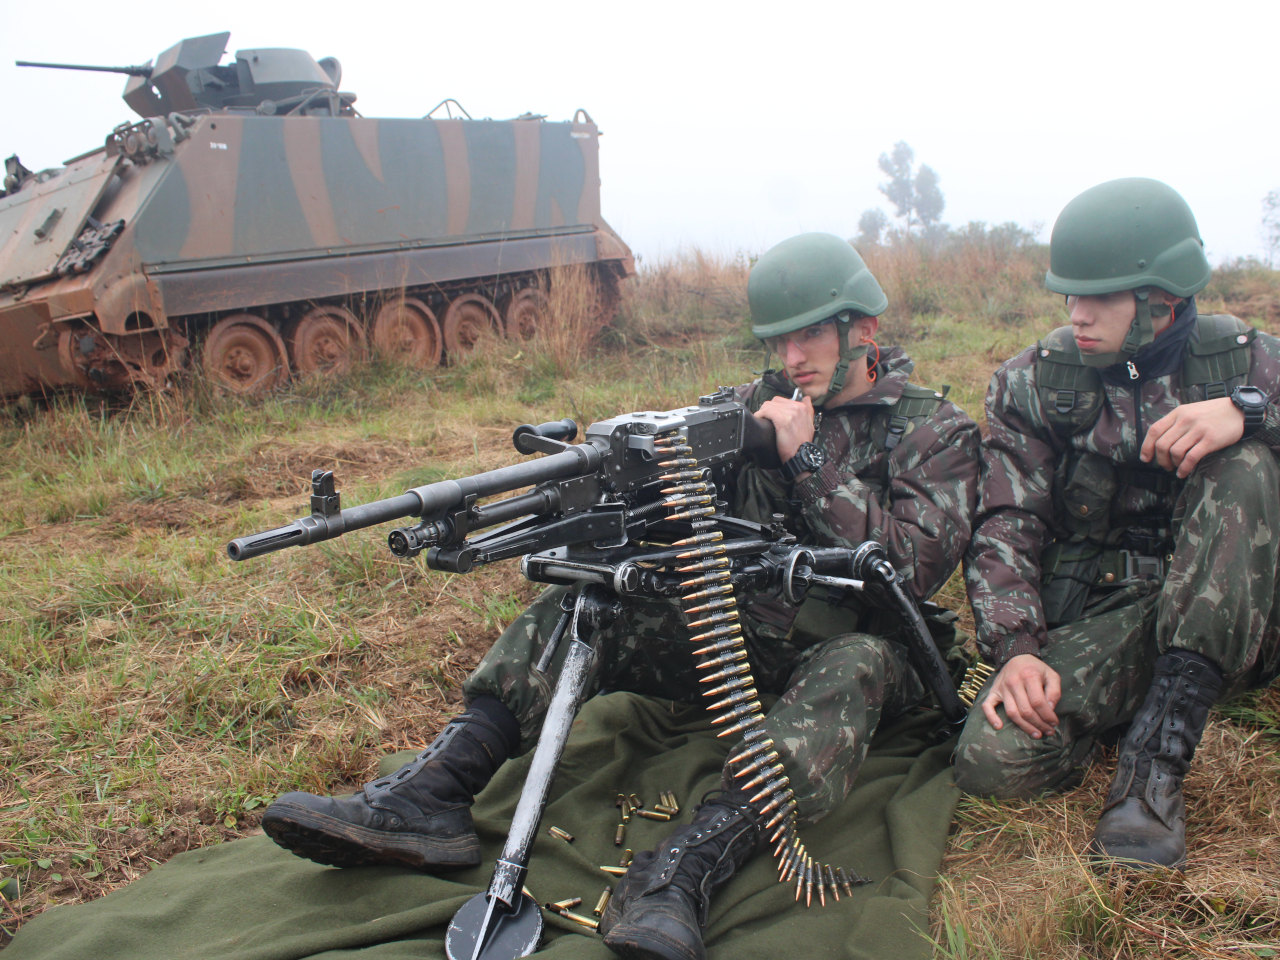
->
[982, 653, 1061, 739]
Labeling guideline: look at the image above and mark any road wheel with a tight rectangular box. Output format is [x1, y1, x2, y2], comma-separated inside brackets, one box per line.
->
[442, 293, 503, 358]
[285, 305, 365, 376]
[503, 288, 548, 341]
[371, 297, 443, 367]
[201, 314, 289, 395]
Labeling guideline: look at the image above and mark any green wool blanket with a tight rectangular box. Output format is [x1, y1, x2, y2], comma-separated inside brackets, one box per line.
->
[6, 692, 959, 960]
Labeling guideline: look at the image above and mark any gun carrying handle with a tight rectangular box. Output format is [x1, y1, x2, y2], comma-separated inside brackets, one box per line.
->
[512, 419, 578, 455]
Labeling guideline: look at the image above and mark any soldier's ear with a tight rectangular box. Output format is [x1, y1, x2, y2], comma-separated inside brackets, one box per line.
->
[857, 315, 880, 343]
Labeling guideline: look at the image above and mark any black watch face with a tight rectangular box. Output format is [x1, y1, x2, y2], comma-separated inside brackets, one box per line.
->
[1235, 386, 1267, 408]
[804, 444, 826, 470]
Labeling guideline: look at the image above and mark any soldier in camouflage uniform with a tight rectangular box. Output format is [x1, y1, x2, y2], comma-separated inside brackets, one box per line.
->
[262, 232, 979, 960]
[955, 178, 1280, 871]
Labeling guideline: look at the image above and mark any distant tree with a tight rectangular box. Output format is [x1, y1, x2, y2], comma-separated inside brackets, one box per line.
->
[855, 208, 889, 247]
[877, 142, 918, 228]
[912, 164, 945, 228]
[871, 140, 946, 235]
[1263, 190, 1280, 267]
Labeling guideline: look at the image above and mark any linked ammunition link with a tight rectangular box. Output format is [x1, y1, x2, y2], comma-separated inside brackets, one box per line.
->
[652, 430, 866, 907]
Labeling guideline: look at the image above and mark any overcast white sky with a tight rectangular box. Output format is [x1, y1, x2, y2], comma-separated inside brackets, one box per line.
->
[4, 0, 1276, 265]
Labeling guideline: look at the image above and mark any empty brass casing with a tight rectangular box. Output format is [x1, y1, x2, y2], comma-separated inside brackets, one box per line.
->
[548, 826, 574, 843]
[560, 910, 600, 930]
[593, 888, 612, 917]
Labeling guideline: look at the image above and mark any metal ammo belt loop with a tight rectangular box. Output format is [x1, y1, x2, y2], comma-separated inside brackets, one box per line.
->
[652, 430, 863, 908]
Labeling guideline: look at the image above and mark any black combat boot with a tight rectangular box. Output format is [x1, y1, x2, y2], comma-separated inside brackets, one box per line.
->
[599, 789, 764, 960]
[1090, 649, 1223, 870]
[261, 696, 518, 870]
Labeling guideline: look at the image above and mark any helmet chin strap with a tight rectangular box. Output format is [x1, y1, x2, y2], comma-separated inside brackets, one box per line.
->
[1079, 289, 1165, 369]
[815, 318, 869, 407]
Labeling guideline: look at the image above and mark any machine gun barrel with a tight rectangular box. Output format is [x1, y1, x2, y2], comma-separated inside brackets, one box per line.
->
[227, 443, 601, 562]
[16, 59, 154, 77]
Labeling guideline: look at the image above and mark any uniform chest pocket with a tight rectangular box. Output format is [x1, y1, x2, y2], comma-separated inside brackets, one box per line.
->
[1055, 452, 1118, 541]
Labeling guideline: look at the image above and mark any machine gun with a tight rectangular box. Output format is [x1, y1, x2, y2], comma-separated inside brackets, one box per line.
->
[229, 387, 968, 960]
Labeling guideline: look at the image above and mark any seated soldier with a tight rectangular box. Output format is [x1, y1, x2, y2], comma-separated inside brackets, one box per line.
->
[956, 178, 1280, 869]
[261, 232, 979, 960]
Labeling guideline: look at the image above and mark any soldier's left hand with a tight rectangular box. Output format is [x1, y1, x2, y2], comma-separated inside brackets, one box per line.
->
[1140, 398, 1244, 479]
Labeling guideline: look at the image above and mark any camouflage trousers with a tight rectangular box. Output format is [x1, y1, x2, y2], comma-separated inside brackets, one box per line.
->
[464, 586, 926, 824]
[956, 439, 1280, 798]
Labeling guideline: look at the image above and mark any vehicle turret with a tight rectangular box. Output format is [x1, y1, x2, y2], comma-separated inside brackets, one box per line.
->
[17, 32, 353, 118]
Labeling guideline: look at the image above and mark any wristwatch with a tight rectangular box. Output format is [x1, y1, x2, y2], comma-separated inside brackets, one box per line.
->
[780, 441, 826, 481]
[1229, 385, 1268, 438]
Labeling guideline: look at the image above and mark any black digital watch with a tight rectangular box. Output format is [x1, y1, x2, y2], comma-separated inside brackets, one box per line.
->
[780, 441, 826, 481]
[1230, 385, 1268, 438]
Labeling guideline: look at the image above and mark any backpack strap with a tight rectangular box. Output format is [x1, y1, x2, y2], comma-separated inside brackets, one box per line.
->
[884, 383, 948, 451]
[1035, 325, 1104, 437]
[1183, 313, 1254, 400]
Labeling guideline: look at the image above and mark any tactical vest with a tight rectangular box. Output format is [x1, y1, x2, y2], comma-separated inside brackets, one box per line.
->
[740, 376, 951, 644]
[1033, 313, 1256, 625]
[1035, 313, 1255, 437]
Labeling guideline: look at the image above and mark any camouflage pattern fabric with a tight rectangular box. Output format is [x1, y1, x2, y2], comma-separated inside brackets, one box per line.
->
[466, 347, 979, 823]
[958, 306, 1280, 798]
[966, 310, 1280, 666]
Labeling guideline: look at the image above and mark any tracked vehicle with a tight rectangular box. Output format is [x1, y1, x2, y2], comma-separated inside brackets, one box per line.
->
[2, 32, 633, 396]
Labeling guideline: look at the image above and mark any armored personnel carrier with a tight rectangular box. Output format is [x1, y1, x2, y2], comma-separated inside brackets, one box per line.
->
[1, 32, 633, 396]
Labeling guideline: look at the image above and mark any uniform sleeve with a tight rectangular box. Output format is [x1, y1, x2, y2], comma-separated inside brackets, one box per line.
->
[1248, 331, 1280, 453]
[790, 401, 980, 602]
[963, 355, 1059, 665]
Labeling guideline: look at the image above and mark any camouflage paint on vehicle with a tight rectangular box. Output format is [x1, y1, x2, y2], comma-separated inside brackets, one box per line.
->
[1, 33, 633, 395]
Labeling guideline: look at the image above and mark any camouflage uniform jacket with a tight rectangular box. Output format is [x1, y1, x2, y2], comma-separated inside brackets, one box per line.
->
[966, 304, 1280, 666]
[732, 345, 979, 611]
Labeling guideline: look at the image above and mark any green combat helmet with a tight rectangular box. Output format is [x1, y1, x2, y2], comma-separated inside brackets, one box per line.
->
[1045, 177, 1212, 367]
[747, 232, 888, 405]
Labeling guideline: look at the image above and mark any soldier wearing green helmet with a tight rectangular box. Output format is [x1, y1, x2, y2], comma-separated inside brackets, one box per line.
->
[261, 231, 979, 960]
[956, 178, 1280, 871]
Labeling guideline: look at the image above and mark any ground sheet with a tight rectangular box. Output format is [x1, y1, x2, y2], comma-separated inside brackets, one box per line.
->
[6, 692, 958, 960]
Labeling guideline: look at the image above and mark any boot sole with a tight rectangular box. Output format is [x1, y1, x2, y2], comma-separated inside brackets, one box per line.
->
[261, 800, 480, 871]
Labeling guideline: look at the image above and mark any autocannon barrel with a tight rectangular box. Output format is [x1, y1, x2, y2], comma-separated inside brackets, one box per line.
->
[15, 60, 154, 77]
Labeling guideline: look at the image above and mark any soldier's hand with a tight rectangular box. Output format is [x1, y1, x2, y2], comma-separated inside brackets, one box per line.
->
[755, 395, 815, 463]
[1141, 398, 1244, 479]
[982, 654, 1061, 739]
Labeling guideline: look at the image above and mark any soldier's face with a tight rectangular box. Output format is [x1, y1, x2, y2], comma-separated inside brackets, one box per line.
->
[773, 319, 842, 400]
[1068, 289, 1181, 356]
[1068, 292, 1138, 355]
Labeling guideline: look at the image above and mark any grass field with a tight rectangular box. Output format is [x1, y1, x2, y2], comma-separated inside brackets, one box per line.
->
[2, 243, 1279, 957]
